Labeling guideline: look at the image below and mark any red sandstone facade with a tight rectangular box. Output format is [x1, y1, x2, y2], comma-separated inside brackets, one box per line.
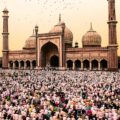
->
[2, 0, 119, 70]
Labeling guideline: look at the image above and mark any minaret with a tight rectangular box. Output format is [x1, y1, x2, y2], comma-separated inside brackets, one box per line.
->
[59, 13, 61, 23]
[107, 0, 118, 70]
[61, 21, 66, 69]
[2, 8, 9, 69]
[108, 0, 117, 45]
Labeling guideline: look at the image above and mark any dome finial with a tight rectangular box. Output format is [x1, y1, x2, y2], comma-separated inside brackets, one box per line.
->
[33, 29, 35, 35]
[3, 0, 8, 13]
[4, 0, 7, 7]
[90, 22, 93, 31]
[59, 13, 61, 23]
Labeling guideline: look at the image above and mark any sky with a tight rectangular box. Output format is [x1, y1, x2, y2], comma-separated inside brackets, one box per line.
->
[0, 0, 120, 56]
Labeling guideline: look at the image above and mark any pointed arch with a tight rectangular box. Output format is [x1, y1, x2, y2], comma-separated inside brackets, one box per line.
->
[75, 60, 81, 70]
[50, 55, 59, 67]
[20, 61, 24, 69]
[15, 61, 19, 69]
[67, 60, 73, 70]
[92, 59, 98, 70]
[26, 60, 30, 69]
[41, 42, 59, 67]
[83, 59, 90, 70]
[100, 59, 108, 70]
[32, 60, 36, 69]
[118, 63, 120, 69]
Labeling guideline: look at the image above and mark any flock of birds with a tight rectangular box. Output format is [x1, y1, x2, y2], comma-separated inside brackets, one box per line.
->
[24, 0, 82, 11]
[22, 0, 82, 24]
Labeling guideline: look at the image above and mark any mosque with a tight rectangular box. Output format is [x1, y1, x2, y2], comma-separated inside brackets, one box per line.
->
[1, 0, 120, 70]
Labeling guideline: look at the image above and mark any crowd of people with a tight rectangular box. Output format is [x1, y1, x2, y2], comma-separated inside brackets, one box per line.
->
[0, 69, 120, 120]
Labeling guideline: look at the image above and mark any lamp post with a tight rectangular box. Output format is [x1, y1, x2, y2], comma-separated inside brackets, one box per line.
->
[35, 25, 38, 68]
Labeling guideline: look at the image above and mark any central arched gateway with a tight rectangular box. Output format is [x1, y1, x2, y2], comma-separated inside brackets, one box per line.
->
[41, 42, 59, 67]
